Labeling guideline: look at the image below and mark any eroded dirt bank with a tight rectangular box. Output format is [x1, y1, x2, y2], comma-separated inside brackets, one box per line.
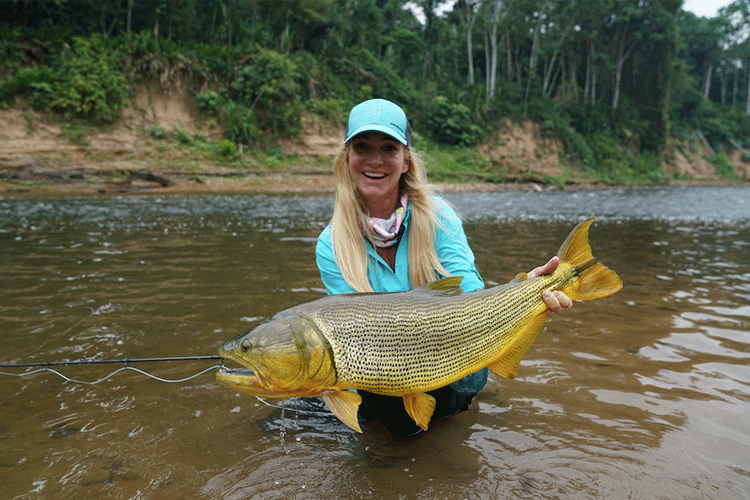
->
[1, 87, 748, 195]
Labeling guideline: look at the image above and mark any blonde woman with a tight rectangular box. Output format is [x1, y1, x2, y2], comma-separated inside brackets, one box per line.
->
[315, 99, 571, 436]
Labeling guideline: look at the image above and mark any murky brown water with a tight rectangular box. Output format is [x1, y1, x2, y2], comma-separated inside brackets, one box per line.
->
[1, 187, 749, 499]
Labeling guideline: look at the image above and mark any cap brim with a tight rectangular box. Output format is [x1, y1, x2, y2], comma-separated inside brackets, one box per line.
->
[345, 124, 408, 145]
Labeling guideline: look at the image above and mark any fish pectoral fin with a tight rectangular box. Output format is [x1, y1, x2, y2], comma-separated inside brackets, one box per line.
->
[403, 393, 436, 431]
[488, 314, 548, 379]
[321, 390, 363, 433]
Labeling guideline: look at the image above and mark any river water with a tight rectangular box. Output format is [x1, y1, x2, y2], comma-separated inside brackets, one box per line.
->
[1, 186, 749, 499]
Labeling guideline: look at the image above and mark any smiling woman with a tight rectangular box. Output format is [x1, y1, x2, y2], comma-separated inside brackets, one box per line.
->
[313, 98, 572, 436]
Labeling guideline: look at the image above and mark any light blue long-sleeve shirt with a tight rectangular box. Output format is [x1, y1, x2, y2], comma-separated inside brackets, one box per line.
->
[315, 197, 484, 295]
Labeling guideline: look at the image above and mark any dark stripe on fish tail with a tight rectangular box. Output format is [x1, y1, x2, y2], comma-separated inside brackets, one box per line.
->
[575, 257, 599, 275]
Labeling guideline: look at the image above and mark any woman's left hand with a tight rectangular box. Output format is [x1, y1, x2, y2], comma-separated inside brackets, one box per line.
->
[528, 256, 573, 314]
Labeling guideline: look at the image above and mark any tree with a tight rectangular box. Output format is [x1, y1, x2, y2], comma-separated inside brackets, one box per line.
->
[457, 0, 481, 85]
[721, 0, 750, 114]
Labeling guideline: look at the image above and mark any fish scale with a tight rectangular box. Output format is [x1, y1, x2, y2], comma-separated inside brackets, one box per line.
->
[305, 267, 573, 394]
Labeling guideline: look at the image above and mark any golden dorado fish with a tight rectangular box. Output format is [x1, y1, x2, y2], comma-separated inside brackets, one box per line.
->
[217, 218, 622, 433]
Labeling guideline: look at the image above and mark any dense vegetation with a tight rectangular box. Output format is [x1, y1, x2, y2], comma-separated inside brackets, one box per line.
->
[2, 0, 750, 184]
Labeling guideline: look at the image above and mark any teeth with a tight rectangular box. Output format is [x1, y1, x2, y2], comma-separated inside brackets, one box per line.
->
[364, 172, 386, 179]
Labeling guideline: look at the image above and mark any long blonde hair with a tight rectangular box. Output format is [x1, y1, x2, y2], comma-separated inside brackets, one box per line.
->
[329, 144, 450, 292]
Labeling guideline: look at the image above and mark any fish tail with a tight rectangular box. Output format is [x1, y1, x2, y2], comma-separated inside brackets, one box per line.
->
[558, 218, 623, 301]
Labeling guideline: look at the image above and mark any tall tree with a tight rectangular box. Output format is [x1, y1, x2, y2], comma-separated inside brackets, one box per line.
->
[722, 0, 750, 114]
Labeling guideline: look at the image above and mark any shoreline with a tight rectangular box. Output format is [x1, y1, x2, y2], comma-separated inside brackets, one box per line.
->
[1, 169, 746, 197]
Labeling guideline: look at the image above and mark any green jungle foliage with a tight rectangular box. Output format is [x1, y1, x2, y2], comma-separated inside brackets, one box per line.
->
[2, 0, 750, 183]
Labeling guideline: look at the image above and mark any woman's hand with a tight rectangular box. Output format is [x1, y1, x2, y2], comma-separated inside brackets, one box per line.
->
[528, 256, 573, 313]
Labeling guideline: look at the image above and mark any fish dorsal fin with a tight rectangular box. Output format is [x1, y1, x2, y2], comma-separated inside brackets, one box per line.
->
[511, 272, 529, 283]
[321, 390, 363, 433]
[403, 392, 436, 431]
[488, 314, 548, 379]
[412, 276, 464, 297]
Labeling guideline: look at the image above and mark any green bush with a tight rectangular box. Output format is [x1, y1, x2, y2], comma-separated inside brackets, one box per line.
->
[174, 128, 193, 145]
[149, 125, 167, 138]
[48, 35, 130, 123]
[0, 66, 55, 102]
[425, 96, 482, 146]
[222, 101, 258, 144]
[213, 139, 237, 158]
[230, 49, 303, 135]
[195, 90, 222, 115]
[707, 153, 739, 179]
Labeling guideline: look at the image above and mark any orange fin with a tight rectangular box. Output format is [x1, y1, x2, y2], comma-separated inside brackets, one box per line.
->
[412, 276, 464, 297]
[321, 390, 362, 433]
[511, 272, 529, 283]
[557, 217, 623, 302]
[488, 314, 548, 379]
[403, 392, 436, 431]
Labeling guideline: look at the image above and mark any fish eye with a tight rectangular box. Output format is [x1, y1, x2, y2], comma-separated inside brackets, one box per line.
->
[241, 340, 252, 352]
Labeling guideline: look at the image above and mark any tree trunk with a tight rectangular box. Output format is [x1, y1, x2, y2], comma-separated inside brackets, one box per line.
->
[542, 6, 579, 98]
[484, 30, 490, 99]
[524, 0, 550, 116]
[467, 21, 474, 85]
[584, 44, 591, 105]
[488, 8, 499, 98]
[505, 33, 513, 81]
[227, 0, 234, 47]
[703, 61, 713, 99]
[613, 40, 634, 111]
[127, 0, 133, 42]
[461, 2, 476, 86]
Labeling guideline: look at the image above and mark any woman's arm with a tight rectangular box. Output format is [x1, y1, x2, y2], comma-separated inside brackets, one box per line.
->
[315, 227, 357, 295]
[433, 201, 484, 293]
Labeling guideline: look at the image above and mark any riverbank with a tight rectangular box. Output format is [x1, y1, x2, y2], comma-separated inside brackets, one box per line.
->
[2, 89, 748, 196]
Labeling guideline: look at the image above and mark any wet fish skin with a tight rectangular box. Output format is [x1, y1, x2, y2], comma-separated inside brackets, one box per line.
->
[217, 217, 623, 433]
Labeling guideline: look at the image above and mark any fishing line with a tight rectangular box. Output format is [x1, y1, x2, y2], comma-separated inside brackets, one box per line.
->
[252, 395, 332, 417]
[1, 356, 331, 416]
[0, 356, 224, 385]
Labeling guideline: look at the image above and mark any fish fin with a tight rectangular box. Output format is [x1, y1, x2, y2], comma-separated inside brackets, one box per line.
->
[403, 393, 436, 431]
[511, 272, 529, 283]
[321, 390, 363, 433]
[488, 314, 548, 379]
[557, 217, 623, 302]
[412, 276, 464, 297]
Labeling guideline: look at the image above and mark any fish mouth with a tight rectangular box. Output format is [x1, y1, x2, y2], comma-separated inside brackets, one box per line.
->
[218, 367, 256, 377]
[216, 366, 269, 394]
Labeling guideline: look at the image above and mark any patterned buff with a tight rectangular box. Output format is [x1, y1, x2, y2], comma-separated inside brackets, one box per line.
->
[360, 194, 409, 248]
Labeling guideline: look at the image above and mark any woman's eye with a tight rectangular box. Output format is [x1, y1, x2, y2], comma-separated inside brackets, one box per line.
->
[353, 143, 371, 154]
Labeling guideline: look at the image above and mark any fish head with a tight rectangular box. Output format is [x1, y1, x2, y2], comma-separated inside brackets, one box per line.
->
[216, 314, 336, 397]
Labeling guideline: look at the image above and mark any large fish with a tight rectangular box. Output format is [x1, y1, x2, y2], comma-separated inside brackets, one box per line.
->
[217, 218, 622, 433]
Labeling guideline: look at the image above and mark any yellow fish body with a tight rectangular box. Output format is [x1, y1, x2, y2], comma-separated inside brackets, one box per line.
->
[217, 218, 622, 433]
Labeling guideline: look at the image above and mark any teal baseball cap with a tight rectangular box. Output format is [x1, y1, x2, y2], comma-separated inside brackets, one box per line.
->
[344, 98, 412, 146]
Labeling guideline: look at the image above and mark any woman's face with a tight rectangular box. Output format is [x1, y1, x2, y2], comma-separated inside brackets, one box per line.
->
[348, 131, 409, 216]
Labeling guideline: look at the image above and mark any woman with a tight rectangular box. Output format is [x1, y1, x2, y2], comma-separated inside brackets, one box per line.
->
[316, 98, 571, 436]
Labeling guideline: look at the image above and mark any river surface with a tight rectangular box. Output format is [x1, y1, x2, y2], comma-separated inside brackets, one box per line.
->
[1, 186, 749, 499]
